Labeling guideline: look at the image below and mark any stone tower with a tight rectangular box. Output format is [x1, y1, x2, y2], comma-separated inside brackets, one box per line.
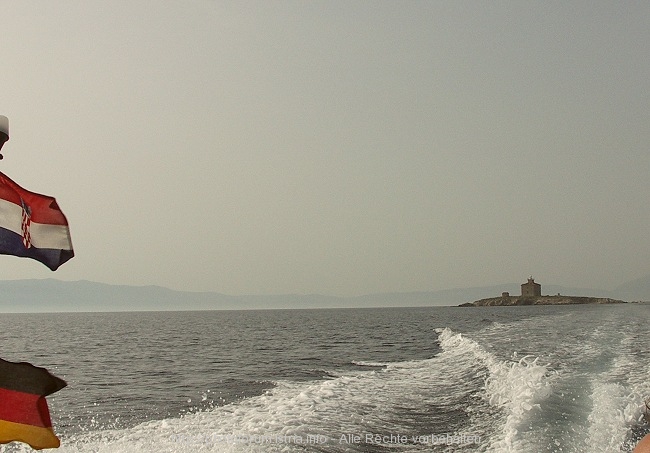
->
[521, 277, 541, 297]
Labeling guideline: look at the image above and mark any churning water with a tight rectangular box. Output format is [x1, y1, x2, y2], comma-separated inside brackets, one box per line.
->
[0, 303, 648, 452]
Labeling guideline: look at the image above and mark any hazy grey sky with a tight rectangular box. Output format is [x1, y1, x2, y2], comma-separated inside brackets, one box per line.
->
[1, 1, 648, 296]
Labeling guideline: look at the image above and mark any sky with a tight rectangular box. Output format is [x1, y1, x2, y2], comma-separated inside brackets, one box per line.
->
[0, 1, 648, 297]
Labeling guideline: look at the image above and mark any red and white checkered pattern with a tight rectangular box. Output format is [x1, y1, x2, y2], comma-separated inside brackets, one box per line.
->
[21, 201, 31, 249]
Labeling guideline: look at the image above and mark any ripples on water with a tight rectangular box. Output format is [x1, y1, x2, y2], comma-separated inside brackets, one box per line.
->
[0, 304, 648, 452]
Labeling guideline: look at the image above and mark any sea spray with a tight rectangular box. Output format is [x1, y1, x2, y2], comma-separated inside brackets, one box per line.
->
[436, 327, 553, 453]
[583, 331, 650, 452]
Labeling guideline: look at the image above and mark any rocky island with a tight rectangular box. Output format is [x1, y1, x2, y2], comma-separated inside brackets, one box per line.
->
[459, 278, 626, 307]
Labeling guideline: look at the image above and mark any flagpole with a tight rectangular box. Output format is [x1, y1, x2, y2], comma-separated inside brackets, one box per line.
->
[0, 115, 9, 160]
[0, 115, 69, 449]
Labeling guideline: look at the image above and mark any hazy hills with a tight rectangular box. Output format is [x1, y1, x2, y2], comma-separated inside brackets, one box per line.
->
[0, 277, 648, 313]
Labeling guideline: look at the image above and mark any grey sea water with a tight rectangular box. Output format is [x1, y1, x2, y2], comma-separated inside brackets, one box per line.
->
[0, 304, 649, 452]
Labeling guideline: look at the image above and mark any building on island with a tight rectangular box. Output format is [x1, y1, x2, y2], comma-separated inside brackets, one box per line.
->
[521, 277, 541, 297]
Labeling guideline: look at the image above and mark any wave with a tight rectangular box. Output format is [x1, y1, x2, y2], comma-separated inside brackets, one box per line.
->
[583, 331, 650, 452]
[350, 360, 388, 367]
[42, 310, 650, 453]
[461, 306, 650, 453]
[60, 363, 462, 452]
[435, 328, 554, 453]
[48, 327, 555, 453]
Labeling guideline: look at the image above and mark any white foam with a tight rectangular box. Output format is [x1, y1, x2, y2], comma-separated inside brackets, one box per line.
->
[56, 363, 436, 452]
[350, 360, 387, 367]
[583, 332, 650, 452]
[56, 331, 507, 452]
[584, 382, 639, 452]
[436, 328, 553, 453]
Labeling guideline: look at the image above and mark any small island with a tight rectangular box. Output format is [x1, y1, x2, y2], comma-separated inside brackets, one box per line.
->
[459, 277, 626, 307]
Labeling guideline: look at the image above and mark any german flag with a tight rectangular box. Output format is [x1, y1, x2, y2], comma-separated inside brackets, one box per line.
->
[0, 358, 66, 449]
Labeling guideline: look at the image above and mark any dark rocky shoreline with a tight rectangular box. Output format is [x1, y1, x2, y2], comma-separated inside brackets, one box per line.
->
[459, 295, 626, 307]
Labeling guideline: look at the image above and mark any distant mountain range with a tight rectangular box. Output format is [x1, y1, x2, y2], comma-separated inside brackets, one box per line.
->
[0, 277, 648, 313]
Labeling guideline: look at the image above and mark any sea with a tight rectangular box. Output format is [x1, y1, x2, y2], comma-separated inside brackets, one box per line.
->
[0, 303, 649, 453]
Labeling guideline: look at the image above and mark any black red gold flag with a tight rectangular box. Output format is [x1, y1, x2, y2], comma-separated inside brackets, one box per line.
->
[0, 358, 66, 449]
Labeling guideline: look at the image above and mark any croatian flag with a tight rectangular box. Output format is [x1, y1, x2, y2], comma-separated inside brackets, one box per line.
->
[0, 171, 73, 270]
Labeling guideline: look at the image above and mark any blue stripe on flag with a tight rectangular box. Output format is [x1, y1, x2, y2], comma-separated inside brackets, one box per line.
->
[0, 227, 73, 271]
